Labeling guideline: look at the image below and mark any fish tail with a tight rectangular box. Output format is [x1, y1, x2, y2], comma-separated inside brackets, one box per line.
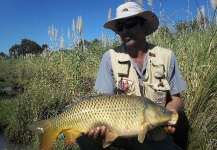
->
[28, 119, 60, 150]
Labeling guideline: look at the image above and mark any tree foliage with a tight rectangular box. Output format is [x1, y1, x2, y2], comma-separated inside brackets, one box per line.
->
[0, 52, 7, 58]
[9, 39, 48, 57]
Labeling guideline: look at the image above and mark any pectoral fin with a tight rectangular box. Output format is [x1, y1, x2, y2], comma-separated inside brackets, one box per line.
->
[103, 130, 119, 148]
[138, 122, 149, 143]
[63, 129, 81, 146]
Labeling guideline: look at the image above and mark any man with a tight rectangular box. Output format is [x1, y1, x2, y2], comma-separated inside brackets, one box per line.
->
[77, 2, 186, 150]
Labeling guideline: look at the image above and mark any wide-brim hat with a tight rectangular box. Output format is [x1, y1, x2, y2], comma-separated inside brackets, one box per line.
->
[104, 2, 159, 36]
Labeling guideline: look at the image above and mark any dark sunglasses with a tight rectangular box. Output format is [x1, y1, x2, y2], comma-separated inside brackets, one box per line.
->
[115, 20, 141, 32]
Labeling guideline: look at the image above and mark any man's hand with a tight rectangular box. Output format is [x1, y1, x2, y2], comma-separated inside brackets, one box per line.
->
[87, 126, 107, 138]
[163, 108, 178, 134]
[163, 124, 176, 134]
[164, 93, 183, 134]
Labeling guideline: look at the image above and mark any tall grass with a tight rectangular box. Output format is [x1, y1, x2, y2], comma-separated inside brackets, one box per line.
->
[180, 29, 217, 150]
[149, 27, 217, 149]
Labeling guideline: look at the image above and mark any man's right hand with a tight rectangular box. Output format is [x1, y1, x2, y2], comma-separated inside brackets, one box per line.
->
[87, 126, 107, 138]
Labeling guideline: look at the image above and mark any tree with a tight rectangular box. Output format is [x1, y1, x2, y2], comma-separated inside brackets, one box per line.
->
[9, 38, 47, 57]
[42, 44, 49, 50]
[9, 44, 20, 58]
[0, 52, 7, 58]
[20, 39, 43, 55]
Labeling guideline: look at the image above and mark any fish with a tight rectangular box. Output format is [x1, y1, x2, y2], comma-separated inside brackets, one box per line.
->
[28, 94, 178, 150]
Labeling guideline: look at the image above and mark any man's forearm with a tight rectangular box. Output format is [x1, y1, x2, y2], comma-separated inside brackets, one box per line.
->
[166, 94, 184, 113]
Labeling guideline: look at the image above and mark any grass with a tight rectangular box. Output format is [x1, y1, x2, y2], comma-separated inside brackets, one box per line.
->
[0, 99, 17, 129]
[0, 59, 17, 89]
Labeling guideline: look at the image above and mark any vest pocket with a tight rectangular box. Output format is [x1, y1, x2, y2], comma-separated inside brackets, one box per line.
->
[151, 59, 165, 78]
[143, 58, 169, 106]
[116, 78, 137, 95]
[148, 58, 170, 92]
[143, 83, 167, 107]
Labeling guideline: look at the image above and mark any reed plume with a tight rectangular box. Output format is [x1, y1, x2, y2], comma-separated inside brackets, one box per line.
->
[72, 19, 75, 32]
[76, 16, 83, 36]
[137, 0, 143, 5]
[55, 28, 58, 41]
[147, 0, 153, 7]
[68, 28, 71, 40]
[60, 29, 64, 50]
[48, 26, 51, 36]
[211, 0, 217, 10]
[52, 24, 55, 39]
[108, 8, 112, 21]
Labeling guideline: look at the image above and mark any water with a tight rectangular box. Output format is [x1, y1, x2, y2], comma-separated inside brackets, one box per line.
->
[0, 93, 25, 150]
[0, 131, 25, 150]
[0, 87, 13, 101]
[0, 131, 7, 150]
[3, 87, 12, 91]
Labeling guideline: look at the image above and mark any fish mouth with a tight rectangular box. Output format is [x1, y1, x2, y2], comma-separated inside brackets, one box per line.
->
[168, 113, 179, 125]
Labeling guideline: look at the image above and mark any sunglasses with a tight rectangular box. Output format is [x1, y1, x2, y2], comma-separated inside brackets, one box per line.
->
[115, 20, 141, 32]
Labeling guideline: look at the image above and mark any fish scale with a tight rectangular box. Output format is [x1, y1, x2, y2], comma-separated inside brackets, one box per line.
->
[28, 94, 178, 150]
[60, 95, 142, 132]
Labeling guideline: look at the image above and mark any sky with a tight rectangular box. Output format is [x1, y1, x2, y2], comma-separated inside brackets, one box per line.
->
[0, 0, 215, 55]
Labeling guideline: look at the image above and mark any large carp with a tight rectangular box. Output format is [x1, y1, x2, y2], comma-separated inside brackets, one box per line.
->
[28, 94, 178, 150]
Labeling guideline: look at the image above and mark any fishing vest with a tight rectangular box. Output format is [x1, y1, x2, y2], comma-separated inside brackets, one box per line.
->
[109, 44, 172, 141]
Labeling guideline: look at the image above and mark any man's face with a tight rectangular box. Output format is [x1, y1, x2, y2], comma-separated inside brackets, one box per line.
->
[115, 17, 146, 47]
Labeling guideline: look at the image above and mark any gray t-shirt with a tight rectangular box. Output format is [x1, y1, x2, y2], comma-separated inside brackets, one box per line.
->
[94, 49, 186, 95]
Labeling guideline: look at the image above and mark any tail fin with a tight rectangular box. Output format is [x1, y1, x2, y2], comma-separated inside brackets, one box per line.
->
[28, 119, 60, 150]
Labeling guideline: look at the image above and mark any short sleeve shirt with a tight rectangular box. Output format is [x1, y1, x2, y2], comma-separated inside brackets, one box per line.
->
[94, 49, 186, 95]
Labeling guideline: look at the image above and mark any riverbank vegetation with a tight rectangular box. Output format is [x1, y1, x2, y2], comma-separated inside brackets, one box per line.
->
[1, 1, 217, 150]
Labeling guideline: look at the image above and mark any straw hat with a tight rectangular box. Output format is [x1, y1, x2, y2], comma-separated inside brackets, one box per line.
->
[104, 2, 159, 36]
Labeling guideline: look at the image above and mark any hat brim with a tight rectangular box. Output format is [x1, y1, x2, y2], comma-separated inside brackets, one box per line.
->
[103, 11, 159, 36]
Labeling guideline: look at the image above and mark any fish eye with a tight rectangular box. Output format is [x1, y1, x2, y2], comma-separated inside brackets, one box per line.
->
[162, 108, 167, 113]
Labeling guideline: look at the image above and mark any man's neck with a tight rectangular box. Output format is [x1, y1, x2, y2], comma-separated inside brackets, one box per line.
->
[126, 42, 149, 71]
[126, 42, 148, 58]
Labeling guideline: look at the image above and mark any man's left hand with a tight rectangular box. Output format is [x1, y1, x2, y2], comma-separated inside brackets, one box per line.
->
[164, 125, 176, 134]
[164, 107, 178, 134]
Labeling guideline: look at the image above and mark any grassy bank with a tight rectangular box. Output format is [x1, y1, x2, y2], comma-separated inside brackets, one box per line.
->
[0, 58, 27, 98]
[0, 27, 216, 150]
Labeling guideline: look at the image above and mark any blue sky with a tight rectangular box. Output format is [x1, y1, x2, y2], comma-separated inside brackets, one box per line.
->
[0, 0, 215, 55]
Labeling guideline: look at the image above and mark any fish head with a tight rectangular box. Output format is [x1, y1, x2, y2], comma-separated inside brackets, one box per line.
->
[144, 100, 178, 127]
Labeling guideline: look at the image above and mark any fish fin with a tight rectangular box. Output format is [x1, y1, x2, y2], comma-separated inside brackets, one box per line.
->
[63, 129, 81, 146]
[138, 123, 149, 143]
[103, 130, 118, 148]
[28, 119, 59, 150]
